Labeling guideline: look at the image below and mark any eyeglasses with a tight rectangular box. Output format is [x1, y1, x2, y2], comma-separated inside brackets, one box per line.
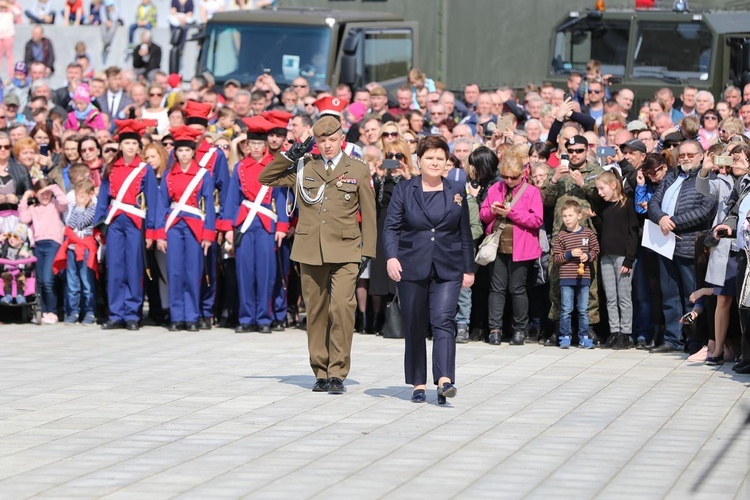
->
[303, 102, 315, 107]
[81, 147, 98, 153]
[216, 144, 230, 150]
[404, 139, 418, 144]
[150, 92, 163, 97]
[567, 148, 586, 154]
[162, 141, 174, 147]
[104, 148, 118, 154]
[381, 132, 399, 138]
[292, 84, 308, 89]
[286, 139, 296, 144]
[386, 152, 405, 160]
[588, 89, 602, 94]
[501, 174, 522, 180]
[678, 152, 699, 159]
[704, 115, 718, 120]
[0, 144, 11, 150]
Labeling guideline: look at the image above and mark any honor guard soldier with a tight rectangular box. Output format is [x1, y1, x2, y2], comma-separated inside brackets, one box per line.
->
[94, 119, 159, 330]
[259, 115, 377, 394]
[154, 126, 217, 332]
[219, 116, 290, 333]
[184, 100, 230, 329]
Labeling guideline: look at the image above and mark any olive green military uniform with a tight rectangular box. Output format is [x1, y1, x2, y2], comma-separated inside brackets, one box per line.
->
[259, 149, 376, 381]
[541, 161, 603, 324]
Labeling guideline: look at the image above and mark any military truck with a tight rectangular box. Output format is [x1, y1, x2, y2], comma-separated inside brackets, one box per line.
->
[196, 8, 417, 92]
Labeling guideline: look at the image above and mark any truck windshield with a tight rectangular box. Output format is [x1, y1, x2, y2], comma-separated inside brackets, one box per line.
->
[633, 22, 712, 80]
[551, 19, 630, 76]
[201, 23, 331, 88]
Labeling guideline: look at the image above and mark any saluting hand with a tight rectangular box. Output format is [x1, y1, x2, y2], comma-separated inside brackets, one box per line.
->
[387, 258, 402, 282]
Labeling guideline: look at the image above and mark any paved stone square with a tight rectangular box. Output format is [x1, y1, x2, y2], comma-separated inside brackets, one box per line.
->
[0, 323, 748, 499]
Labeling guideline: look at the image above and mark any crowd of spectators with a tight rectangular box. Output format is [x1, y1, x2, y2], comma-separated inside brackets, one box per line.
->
[1, 9, 750, 375]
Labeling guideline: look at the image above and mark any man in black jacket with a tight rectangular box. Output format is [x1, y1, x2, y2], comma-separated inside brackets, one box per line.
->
[132, 31, 162, 81]
[648, 140, 717, 353]
[52, 63, 84, 112]
[24, 25, 55, 76]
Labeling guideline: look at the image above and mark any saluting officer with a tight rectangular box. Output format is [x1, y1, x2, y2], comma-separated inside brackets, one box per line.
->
[94, 119, 159, 330]
[219, 116, 290, 334]
[184, 100, 230, 330]
[154, 126, 217, 332]
[259, 116, 377, 394]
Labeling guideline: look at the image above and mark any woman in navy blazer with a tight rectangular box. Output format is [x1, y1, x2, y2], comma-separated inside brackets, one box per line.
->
[383, 136, 475, 405]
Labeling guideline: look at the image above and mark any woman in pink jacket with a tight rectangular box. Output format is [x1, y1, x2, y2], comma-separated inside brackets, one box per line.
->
[64, 83, 106, 132]
[19, 179, 68, 324]
[479, 154, 543, 346]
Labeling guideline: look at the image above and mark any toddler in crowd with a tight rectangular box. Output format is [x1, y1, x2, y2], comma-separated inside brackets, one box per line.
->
[0, 223, 32, 305]
[209, 106, 237, 139]
[57, 179, 98, 324]
[552, 200, 599, 349]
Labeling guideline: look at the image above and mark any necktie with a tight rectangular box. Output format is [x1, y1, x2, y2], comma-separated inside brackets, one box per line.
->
[110, 94, 116, 115]
[326, 159, 333, 172]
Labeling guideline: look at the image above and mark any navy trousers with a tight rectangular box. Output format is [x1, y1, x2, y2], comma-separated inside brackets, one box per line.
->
[200, 240, 217, 319]
[236, 223, 276, 326]
[106, 216, 144, 322]
[272, 238, 292, 323]
[398, 273, 461, 386]
[167, 220, 203, 323]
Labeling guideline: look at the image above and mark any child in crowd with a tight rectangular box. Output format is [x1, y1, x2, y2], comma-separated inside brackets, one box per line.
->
[595, 171, 640, 349]
[19, 179, 68, 325]
[56, 179, 97, 324]
[0, 222, 31, 305]
[65, 84, 106, 131]
[208, 106, 237, 139]
[552, 200, 599, 349]
[65, 163, 95, 204]
[86, 0, 102, 25]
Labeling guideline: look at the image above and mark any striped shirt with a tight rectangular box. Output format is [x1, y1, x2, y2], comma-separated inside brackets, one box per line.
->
[552, 226, 599, 286]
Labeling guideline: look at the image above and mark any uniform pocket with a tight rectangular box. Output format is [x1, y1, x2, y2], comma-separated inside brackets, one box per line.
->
[341, 226, 360, 239]
[296, 223, 310, 235]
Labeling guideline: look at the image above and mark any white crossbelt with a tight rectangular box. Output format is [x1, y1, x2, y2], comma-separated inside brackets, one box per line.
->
[104, 162, 147, 225]
[239, 186, 277, 234]
[199, 147, 216, 169]
[165, 168, 208, 230]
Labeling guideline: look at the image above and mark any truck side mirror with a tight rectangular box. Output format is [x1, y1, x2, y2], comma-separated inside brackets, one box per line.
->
[340, 30, 360, 85]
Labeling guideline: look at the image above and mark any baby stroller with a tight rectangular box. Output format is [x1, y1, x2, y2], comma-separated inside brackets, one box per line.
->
[0, 256, 41, 324]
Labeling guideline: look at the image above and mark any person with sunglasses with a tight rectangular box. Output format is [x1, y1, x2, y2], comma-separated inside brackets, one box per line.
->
[479, 153, 544, 346]
[142, 83, 169, 135]
[540, 134, 604, 347]
[647, 140, 717, 354]
[93, 119, 159, 330]
[378, 122, 401, 152]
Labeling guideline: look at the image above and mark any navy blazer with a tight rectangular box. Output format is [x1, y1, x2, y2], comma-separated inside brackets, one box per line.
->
[383, 176, 474, 281]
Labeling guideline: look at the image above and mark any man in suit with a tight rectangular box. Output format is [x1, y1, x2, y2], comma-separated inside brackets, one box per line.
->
[100, 66, 134, 126]
[259, 116, 377, 394]
[53, 63, 84, 112]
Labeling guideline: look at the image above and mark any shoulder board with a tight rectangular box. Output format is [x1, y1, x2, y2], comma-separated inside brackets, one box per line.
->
[350, 155, 368, 166]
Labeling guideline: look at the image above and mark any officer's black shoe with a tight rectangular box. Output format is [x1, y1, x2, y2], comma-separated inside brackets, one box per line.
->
[101, 320, 125, 330]
[510, 331, 526, 345]
[312, 378, 329, 392]
[125, 320, 139, 331]
[168, 322, 185, 332]
[197, 317, 212, 330]
[327, 378, 346, 394]
[185, 322, 199, 332]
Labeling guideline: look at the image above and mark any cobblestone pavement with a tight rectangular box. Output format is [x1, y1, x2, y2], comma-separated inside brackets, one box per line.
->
[0, 324, 748, 499]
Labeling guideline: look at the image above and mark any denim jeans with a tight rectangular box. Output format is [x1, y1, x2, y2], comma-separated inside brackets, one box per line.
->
[35, 240, 60, 314]
[560, 283, 589, 338]
[66, 249, 96, 320]
[658, 255, 695, 349]
[455, 287, 471, 325]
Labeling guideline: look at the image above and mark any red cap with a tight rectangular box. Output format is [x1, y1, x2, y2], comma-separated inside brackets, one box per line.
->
[184, 100, 212, 127]
[115, 119, 157, 142]
[241, 116, 277, 140]
[261, 110, 294, 128]
[315, 96, 348, 117]
[170, 125, 203, 148]
[167, 73, 182, 89]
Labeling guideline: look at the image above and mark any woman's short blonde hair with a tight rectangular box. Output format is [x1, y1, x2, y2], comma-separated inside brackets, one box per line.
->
[13, 137, 38, 159]
[499, 153, 525, 177]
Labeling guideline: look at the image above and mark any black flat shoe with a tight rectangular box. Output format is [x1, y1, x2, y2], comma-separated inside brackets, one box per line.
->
[312, 378, 329, 392]
[543, 333, 558, 347]
[510, 331, 525, 345]
[613, 334, 634, 350]
[125, 320, 139, 331]
[706, 354, 724, 366]
[488, 330, 501, 346]
[168, 322, 185, 332]
[327, 377, 346, 394]
[271, 320, 285, 332]
[258, 324, 272, 334]
[603, 334, 619, 349]
[437, 382, 457, 399]
[733, 360, 750, 374]
[411, 389, 426, 403]
[437, 394, 447, 405]
[197, 317, 212, 330]
[185, 322, 199, 332]
[101, 320, 125, 330]
[235, 324, 257, 333]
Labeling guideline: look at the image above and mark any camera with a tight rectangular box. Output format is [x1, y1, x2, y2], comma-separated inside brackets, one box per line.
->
[681, 312, 696, 326]
[714, 155, 733, 167]
[470, 180, 480, 189]
[27, 197, 38, 207]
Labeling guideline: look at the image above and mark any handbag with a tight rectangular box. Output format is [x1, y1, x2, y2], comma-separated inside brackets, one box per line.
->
[381, 292, 405, 339]
[475, 183, 528, 266]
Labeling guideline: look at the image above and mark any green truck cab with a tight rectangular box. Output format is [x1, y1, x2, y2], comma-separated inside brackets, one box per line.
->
[196, 7, 417, 92]
[549, 8, 750, 101]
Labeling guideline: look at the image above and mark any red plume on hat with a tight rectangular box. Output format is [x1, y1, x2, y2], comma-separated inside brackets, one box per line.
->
[115, 119, 157, 142]
[184, 100, 213, 127]
[170, 125, 204, 149]
[314, 96, 348, 117]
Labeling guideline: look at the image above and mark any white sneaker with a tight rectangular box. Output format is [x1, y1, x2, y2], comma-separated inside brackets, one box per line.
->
[41, 312, 58, 325]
